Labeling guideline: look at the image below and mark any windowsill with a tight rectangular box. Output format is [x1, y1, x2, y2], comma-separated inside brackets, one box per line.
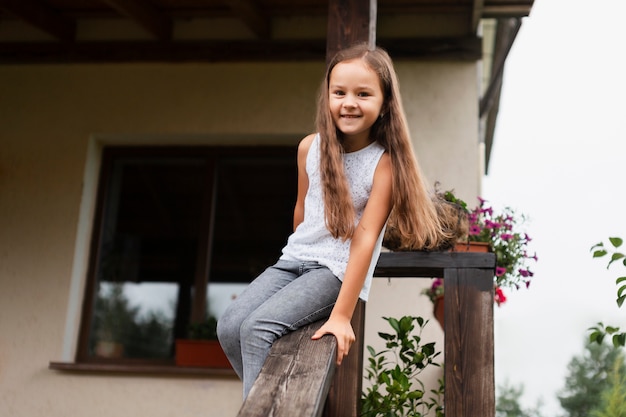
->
[49, 361, 238, 377]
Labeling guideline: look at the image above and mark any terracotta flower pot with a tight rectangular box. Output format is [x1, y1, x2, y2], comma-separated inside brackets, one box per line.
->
[453, 241, 490, 252]
[433, 295, 445, 329]
[175, 339, 232, 368]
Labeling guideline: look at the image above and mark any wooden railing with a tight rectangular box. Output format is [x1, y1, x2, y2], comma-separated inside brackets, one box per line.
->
[237, 250, 496, 417]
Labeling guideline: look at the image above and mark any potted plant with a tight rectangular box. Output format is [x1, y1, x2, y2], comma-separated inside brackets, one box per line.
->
[361, 315, 444, 417]
[423, 196, 538, 322]
[175, 316, 231, 368]
[383, 184, 469, 252]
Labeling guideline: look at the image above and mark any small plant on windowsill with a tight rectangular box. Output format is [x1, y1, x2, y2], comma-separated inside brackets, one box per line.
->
[187, 316, 218, 340]
[175, 316, 231, 368]
[361, 316, 444, 417]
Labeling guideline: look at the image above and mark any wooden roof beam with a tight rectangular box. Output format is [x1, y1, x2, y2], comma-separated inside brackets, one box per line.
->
[101, 0, 172, 41]
[0, 0, 76, 42]
[0, 37, 481, 64]
[483, 4, 534, 18]
[220, 0, 271, 39]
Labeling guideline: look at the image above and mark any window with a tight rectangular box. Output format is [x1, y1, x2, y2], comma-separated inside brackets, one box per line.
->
[76, 146, 296, 365]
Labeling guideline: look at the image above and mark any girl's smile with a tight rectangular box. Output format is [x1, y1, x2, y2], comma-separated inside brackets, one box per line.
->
[328, 58, 384, 150]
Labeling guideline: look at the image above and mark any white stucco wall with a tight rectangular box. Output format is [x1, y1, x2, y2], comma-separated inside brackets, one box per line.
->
[0, 60, 479, 416]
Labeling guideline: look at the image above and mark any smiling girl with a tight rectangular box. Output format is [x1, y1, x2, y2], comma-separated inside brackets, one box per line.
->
[217, 43, 448, 398]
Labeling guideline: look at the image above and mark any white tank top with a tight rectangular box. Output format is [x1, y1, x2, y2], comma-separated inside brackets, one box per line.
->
[280, 134, 386, 301]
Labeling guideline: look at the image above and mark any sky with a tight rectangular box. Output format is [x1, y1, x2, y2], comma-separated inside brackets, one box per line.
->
[484, 0, 626, 414]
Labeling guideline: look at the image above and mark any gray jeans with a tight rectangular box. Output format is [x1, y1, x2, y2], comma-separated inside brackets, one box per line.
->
[216, 259, 342, 398]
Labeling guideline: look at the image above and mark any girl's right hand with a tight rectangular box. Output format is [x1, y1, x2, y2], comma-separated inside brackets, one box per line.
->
[311, 316, 355, 366]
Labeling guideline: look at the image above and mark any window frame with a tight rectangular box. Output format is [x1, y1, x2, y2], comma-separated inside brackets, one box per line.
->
[75, 145, 296, 368]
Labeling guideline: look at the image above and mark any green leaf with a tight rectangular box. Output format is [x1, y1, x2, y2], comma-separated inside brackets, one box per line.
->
[589, 330, 604, 345]
[608, 252, 625, 268]
[378, 332, 394, 341]
[606, 326, 620, 334]
[617, 277, 626, 285]
[592, 249, 608, 258]
[613, 332, 626, 348]
[617, 295, 626, 308]
[609, 237, 623, 248]
[399, 316, 414, 333]
[590, 241, 605, 251]
[388, 317, 400, 333]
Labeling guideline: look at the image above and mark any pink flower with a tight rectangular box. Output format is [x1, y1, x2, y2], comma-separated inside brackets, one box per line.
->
[469, 225, 481, 235]
[494, 287, 507, 306]
[518, 269, 533, 278]
[495, 267, 507, 276]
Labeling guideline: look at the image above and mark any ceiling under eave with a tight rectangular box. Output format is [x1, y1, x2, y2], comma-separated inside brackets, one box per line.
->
[0, 0, 534, 64]
[0, 0, 534, 172]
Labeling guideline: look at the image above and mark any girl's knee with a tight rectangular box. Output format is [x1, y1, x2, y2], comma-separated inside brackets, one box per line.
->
[216, 314, 238, 343]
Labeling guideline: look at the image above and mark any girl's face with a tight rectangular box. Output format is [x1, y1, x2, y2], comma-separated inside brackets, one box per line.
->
[328, 58, 384, 146]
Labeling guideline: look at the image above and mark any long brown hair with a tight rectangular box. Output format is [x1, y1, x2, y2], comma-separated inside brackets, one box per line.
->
[316, 43, 449, 249]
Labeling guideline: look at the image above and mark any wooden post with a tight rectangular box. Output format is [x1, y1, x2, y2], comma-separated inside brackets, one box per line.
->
[326, 0, 377, 64]
[323, 300, 365, 417]
[322, 2, 377, 415]
[444, 267, 495, 416]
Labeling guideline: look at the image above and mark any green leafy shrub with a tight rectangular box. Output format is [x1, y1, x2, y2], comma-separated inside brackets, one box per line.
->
[361, 316, 444, 417]
[589, 237, 626, 348]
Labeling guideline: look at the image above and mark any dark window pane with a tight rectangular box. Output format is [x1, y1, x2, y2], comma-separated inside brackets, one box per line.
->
[210, 156, 295, 284]
[89, 156, 209, 360]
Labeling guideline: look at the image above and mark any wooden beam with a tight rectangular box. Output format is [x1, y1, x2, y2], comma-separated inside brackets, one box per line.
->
[101, 0, 172, 41]
[326, 0, 377, 63]
[375, 251, 496, 278]
[0, 36, 481, 64]
[221, 0, 271, 39]
[483, 3, 534, 17]
[237, 321, 337, 417]
[0, 0, 75, 42]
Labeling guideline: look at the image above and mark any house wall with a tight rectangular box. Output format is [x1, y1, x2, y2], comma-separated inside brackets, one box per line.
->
[0, 60, 479, 416]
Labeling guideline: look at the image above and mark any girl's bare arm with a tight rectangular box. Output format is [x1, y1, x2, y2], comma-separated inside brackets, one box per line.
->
[311, 152, 393, 365]
[292, 134, 314, 231]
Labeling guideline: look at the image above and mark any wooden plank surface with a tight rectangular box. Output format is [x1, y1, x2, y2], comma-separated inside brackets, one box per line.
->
[237, 321, 337, 417]
[375, 251, 496, 277]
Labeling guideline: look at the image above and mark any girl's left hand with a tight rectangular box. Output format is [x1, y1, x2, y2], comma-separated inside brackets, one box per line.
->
[311, 317, 355, 366]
